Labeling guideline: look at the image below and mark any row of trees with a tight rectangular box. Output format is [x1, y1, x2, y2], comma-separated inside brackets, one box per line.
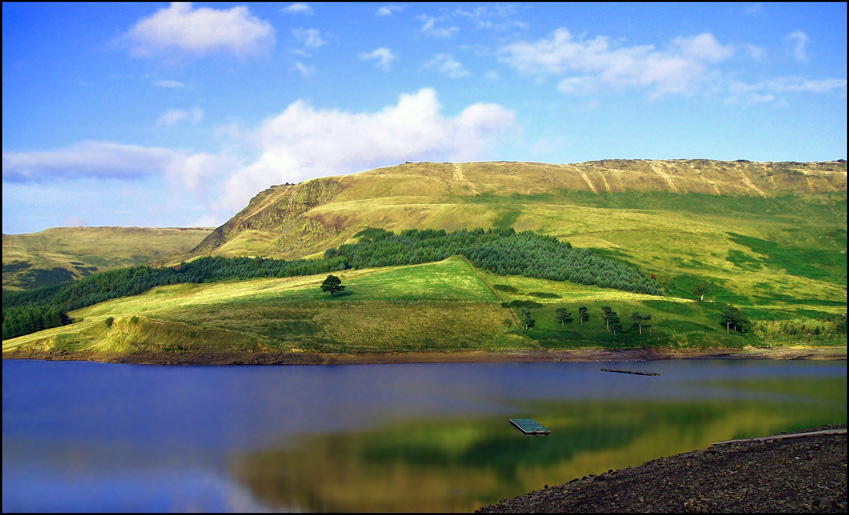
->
[515, 305, 653, 336]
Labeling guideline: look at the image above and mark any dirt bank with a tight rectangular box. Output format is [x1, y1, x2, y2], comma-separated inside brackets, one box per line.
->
[477, 424, 848, 513]
[2, 345, 846, 365]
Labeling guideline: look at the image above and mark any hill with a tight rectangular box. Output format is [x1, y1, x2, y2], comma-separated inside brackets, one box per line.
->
[2, 159, 845, 362]
[2, 227, 213, 291]
[181, 159, 846, 311]
[9, 256, 842, 364]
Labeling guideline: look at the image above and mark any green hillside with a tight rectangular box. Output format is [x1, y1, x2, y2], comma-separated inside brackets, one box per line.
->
[182, 159, 846, 312]
[3, 257, 844, 363]
[2, 226, 213, 291]
[2, 159, 846, 362]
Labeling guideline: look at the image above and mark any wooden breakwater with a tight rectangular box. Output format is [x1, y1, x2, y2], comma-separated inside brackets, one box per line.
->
[599, 368, 660, 376]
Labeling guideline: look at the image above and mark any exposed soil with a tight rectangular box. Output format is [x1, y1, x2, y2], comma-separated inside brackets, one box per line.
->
[3, 345, 846, 365]
[477, 425, 848, 513]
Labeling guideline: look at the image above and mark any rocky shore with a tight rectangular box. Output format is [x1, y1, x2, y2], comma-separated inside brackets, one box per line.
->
[477, 424, 847, 513]
[4, 344, 846, 365]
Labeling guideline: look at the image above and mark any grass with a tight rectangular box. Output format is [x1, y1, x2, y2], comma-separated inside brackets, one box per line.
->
[7, 256, 842, 359]
[3, 160, 845, 357]
[2, 227, 212, 290]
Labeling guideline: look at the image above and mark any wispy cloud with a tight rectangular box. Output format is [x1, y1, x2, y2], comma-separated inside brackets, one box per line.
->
[293, 28, 326, 50]
[359, 48, 396, 71]
[2, 141, 227, 188]
[786, 31, 809, 61]
[376, 4, 403, 17]
[453, 3, 527, 30]
[125, 2, 274, 57]
[727, 76, 847, 105]
[498, 29, 733, 98]
[744, 3, 764, 16]
[156, 108, 203, 127]
[154, 79, 186, 89]
[294, 61, 315, 78]
[424, 54, 469, 78]
[282, 3, 313, 15]
[742, 43, 766, 61]
[417, 14, 459, 38]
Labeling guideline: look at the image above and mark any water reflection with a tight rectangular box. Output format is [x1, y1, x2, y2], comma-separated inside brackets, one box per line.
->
[2, 360, 846, 512]
[232, 394, 845, 512]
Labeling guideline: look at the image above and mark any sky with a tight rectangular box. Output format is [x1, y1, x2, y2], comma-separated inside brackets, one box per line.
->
[2, 2, 846, 235]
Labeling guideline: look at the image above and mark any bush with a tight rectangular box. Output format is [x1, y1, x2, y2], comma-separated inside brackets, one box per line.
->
[104, 317, 114, 327]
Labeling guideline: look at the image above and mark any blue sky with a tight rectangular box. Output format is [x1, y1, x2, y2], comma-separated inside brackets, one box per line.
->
[3, 2, 846, 234]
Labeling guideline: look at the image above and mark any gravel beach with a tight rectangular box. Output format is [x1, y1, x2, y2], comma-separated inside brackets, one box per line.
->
[477, 424, 847, 513]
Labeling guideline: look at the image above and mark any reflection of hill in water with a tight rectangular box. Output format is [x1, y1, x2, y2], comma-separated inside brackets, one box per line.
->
[231, 387, 846, 513]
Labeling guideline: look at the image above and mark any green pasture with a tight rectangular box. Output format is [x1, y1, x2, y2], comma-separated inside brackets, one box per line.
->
[6, 253, 843, 359]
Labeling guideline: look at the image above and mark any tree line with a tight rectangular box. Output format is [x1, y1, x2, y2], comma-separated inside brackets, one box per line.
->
[2, 227, 662, 340]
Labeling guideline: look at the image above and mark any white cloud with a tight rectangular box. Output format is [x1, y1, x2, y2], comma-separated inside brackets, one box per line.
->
[453, 3, 527, 30]
[744, 3, 763, 15]
[2, 141, 226, 188]
[154, 79, 186, 89]
[786, 31, 809, 61]
[742, 43, 766, 61]
[283, 3, 313, 15]
[484, 70, 499, 81]
[156, 108, 204, 127]
[376, 5, 402, 17]
[726, 76, 847, 105]
[292, 28, 325, 49]
[498, 29, 734, 97]
[424, 54, 469, 78]
[417, 14, 459, 38]
[217, 88, 516, 211]
[126, 2, 274, 57]
[359, 48, 396, 70]
[294, 61, 315, 78]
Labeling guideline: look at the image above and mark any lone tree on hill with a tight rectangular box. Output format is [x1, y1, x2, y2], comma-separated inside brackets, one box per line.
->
[321, 275, 345, 298]
[520, 309, 536, 330]
[555, 307, 573, 327]
[693, 282, 711, 302]
[578, 306, 589, 326]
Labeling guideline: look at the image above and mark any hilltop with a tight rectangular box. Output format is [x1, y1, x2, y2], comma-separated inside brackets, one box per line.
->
[2, 227, 212, 291]
[185, 159, 846, 262]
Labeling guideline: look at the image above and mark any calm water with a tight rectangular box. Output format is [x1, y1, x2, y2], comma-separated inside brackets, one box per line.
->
[2, 359, 846, 512]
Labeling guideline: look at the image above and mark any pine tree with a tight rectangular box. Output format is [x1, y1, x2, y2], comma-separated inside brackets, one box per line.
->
[578, 306, 589, 326]
[555, 307, 573, 327]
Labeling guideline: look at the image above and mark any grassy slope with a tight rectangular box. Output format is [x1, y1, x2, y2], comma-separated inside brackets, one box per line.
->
[183, 160, 846, 315]
[2, 160, 845, 359]
[2, 227, 213, 290]
[5, 257, 839, 361]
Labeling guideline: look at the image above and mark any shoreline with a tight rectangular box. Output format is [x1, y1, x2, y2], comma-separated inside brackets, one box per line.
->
[477, 424, 848, 513]
[3, 345, 846, 365]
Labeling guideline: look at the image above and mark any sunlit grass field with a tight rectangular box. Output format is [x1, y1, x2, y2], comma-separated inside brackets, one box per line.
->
[5, 255, 843, 359]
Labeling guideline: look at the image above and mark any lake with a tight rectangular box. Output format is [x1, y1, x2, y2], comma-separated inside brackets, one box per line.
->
[2, 359, 846, 512]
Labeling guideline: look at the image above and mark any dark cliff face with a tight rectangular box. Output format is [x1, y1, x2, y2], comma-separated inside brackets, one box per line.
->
[189, 179, 343, 255]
